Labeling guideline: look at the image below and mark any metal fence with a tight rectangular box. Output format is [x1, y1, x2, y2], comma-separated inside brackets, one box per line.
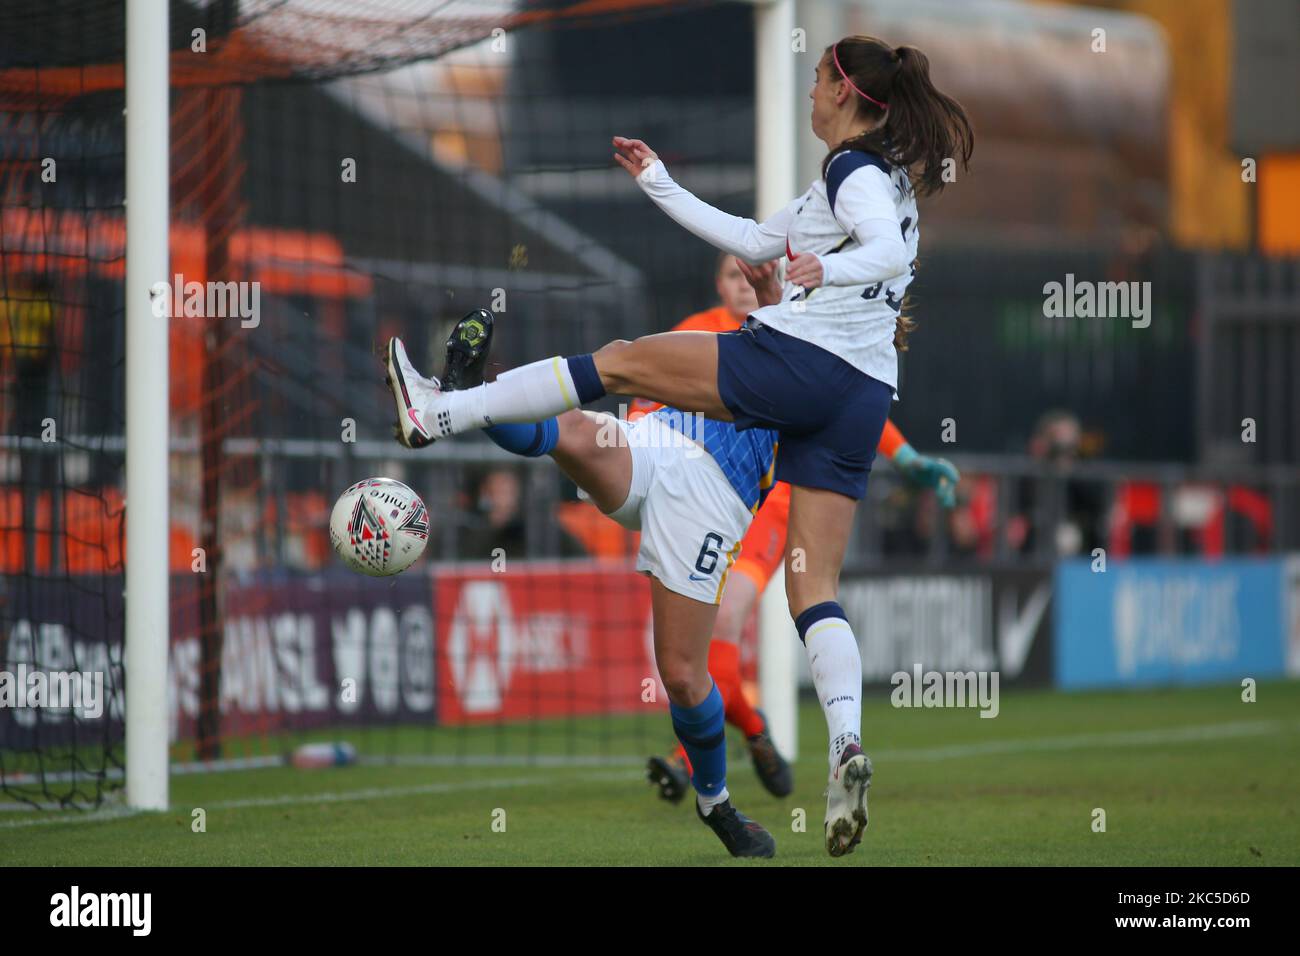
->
[6, 249, 1298, 581]
[8, 435, 1284, 576]
[1197, 254, 1300, 467]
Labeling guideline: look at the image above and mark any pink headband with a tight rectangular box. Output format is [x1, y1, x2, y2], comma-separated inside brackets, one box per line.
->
[833, 43, 888, 111]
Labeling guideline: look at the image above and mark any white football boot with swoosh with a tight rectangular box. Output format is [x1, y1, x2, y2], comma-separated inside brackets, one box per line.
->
[386, 337, 447, 449]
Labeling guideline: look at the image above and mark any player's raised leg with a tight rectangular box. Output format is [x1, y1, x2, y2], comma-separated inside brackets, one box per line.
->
[545, 411, 633, 513]
[786, 483, 873, 858]
[592, 333, 731, 418]
[418, 309, 636, 511]
[385, 328, 732, 446]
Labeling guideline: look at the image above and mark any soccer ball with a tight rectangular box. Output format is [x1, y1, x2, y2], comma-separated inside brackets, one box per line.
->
[329, 477, 429, 576]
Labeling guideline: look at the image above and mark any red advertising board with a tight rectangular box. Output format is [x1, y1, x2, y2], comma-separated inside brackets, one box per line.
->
[434, 561, 656, 723]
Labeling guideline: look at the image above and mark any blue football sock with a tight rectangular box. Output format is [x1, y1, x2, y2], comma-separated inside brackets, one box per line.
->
[669, 682, 727, 799]
[482, 418, 559, 458]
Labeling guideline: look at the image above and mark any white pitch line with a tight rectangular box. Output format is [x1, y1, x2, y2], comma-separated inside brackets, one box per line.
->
[358, 754, 644, 769]
[3, 719, 1292, 831]
[0, 753, 641, 791]
[203, 769, 641, 812]
[0, 769, 642, 831]
[871, 719, 1293, 763]
[0, 803, 143, 830]
[0, 757, 641, 814]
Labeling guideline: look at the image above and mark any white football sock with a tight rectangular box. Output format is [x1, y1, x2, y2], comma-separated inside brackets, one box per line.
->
[804, 616, 863, 773]
[440, 357, 583, 433]
[697, 787, 730, 816]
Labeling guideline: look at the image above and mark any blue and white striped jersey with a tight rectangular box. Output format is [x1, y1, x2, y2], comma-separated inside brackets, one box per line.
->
[650, 406, 777, 513]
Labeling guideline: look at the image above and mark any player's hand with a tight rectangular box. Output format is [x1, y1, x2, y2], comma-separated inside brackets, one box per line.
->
[612, 136, 660, 181]
[894, 446, 961, 509]
[786, 251, 823, 290]
[737, 258, 782, 307]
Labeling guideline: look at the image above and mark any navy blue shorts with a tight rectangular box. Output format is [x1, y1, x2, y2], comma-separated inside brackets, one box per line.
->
[716, 322, 892, 500]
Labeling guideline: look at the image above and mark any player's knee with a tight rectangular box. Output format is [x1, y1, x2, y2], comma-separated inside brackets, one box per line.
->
[552, 409, 590, 456]
[595, 337, 634, 356]
[657, 656, 709, 707]
[593, 338, 636, 393]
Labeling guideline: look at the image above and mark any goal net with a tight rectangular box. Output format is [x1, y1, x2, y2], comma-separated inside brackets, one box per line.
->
[1, 0, 771, 809]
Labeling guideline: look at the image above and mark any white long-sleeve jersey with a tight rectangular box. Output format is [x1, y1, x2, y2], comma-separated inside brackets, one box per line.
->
[636, 150, 918, 393]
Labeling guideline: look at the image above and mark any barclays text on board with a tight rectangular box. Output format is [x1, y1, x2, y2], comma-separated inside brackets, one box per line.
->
[1054, 558, 1291, 688]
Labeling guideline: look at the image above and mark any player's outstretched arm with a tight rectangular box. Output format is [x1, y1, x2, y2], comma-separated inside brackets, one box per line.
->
[613, 136, 793, 264]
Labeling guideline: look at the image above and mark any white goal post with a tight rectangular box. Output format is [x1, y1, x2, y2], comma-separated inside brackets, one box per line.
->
[124, 0, 171, 811]
[752, 0, 800, 760]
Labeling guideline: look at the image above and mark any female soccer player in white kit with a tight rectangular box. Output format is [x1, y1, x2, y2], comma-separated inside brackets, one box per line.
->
[388, 36, 974, 857]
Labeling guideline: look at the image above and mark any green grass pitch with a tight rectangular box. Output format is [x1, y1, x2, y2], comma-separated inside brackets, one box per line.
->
[3, 681, 1298, 866]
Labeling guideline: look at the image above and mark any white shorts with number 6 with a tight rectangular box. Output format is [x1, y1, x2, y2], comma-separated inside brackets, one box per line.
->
[604, 414, 753, 605]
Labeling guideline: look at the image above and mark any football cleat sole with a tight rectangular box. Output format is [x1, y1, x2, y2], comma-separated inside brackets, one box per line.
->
[441, 308, 496, 391]
[645, 755, 690, 804]
[747, 710, 794, 798]
[826, 752, 872, 858]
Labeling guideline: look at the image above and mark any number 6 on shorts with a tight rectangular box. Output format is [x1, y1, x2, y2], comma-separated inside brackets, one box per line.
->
[694, 532, 724, 575]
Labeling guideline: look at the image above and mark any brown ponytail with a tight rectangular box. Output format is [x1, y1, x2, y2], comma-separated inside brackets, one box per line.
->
[820, 36, 974, 198]
[894, 312, 916, 351]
